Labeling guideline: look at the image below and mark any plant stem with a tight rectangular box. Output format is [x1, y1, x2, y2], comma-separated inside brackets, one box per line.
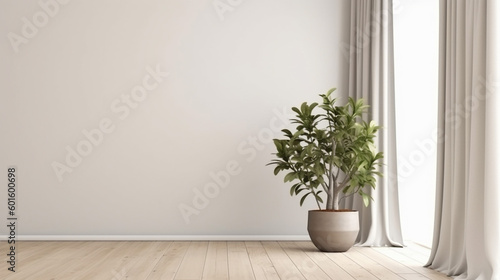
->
[315, 194, 322, 210]
[326, 135, 337, 210]
[333, 188, 341, 210]
[320, 182, 328, 194]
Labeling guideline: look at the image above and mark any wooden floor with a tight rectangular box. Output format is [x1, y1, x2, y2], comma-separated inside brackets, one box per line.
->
[0, 241, 451, 280]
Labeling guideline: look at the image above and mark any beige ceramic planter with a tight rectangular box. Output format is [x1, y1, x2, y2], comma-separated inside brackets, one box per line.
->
[307, 210, 359, 252]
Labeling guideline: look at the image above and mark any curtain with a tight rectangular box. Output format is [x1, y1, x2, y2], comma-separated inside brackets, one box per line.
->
[426, 0, 500, 279]
[340, 0, 404, 247]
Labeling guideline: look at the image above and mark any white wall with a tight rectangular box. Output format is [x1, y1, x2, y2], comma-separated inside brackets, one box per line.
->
[393, 0, 439, 247]
[0, 0, 351, 237]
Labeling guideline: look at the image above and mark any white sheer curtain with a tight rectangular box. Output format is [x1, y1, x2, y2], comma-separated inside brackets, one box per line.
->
[340, 0, 404, 247]
[426, 0, 500, 279]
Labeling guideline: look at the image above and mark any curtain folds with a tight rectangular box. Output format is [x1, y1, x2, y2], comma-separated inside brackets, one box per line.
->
[426, 0, 500, 279]
[341, 0, 404, 247]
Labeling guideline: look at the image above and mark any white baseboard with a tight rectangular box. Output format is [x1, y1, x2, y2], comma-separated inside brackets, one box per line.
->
[0, 235, 310, 241]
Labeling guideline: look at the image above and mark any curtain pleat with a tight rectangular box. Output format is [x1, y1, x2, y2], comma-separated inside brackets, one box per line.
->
[426, 0, 500, 279]
[484, 1, 500, 278]
[341, 0, 404, 247]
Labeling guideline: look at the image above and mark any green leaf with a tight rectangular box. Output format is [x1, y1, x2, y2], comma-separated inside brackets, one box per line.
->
[290, 183, 300, 196]
[272, 139, 282, 150]
[362, 194, 370, 207]
[273, 166, 282, 175]
[296, 188, 306, 195]
[315, 191, 324, 203]
[299, 192, 312, 206]
[360, 191, 373, 207]
[300, 102, 309, 115]
[284, 172, 297, 182]
[326, 87, 337, 96]
[281, 129, 293, 138]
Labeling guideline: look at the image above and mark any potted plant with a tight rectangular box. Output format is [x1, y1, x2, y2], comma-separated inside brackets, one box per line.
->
[267, 88, 383, 252]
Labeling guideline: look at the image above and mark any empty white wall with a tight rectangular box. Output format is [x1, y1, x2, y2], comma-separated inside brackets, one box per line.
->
[0, 0, 351, 237]
[393, 0, 439, 247]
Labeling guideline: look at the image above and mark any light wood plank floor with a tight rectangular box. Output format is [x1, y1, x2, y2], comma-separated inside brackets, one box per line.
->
[0, 241, 451, 280]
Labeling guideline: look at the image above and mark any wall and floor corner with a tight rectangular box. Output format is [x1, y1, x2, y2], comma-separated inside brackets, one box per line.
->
[0, 0, 352, 239]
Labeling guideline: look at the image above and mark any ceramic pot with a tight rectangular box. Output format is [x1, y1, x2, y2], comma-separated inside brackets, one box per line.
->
[307, 210, 359, 252]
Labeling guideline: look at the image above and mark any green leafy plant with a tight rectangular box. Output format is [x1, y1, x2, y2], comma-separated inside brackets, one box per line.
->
[267, 88, 383, 210]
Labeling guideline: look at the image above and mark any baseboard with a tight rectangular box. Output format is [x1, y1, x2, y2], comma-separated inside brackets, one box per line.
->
[0, 235, 310, 241]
